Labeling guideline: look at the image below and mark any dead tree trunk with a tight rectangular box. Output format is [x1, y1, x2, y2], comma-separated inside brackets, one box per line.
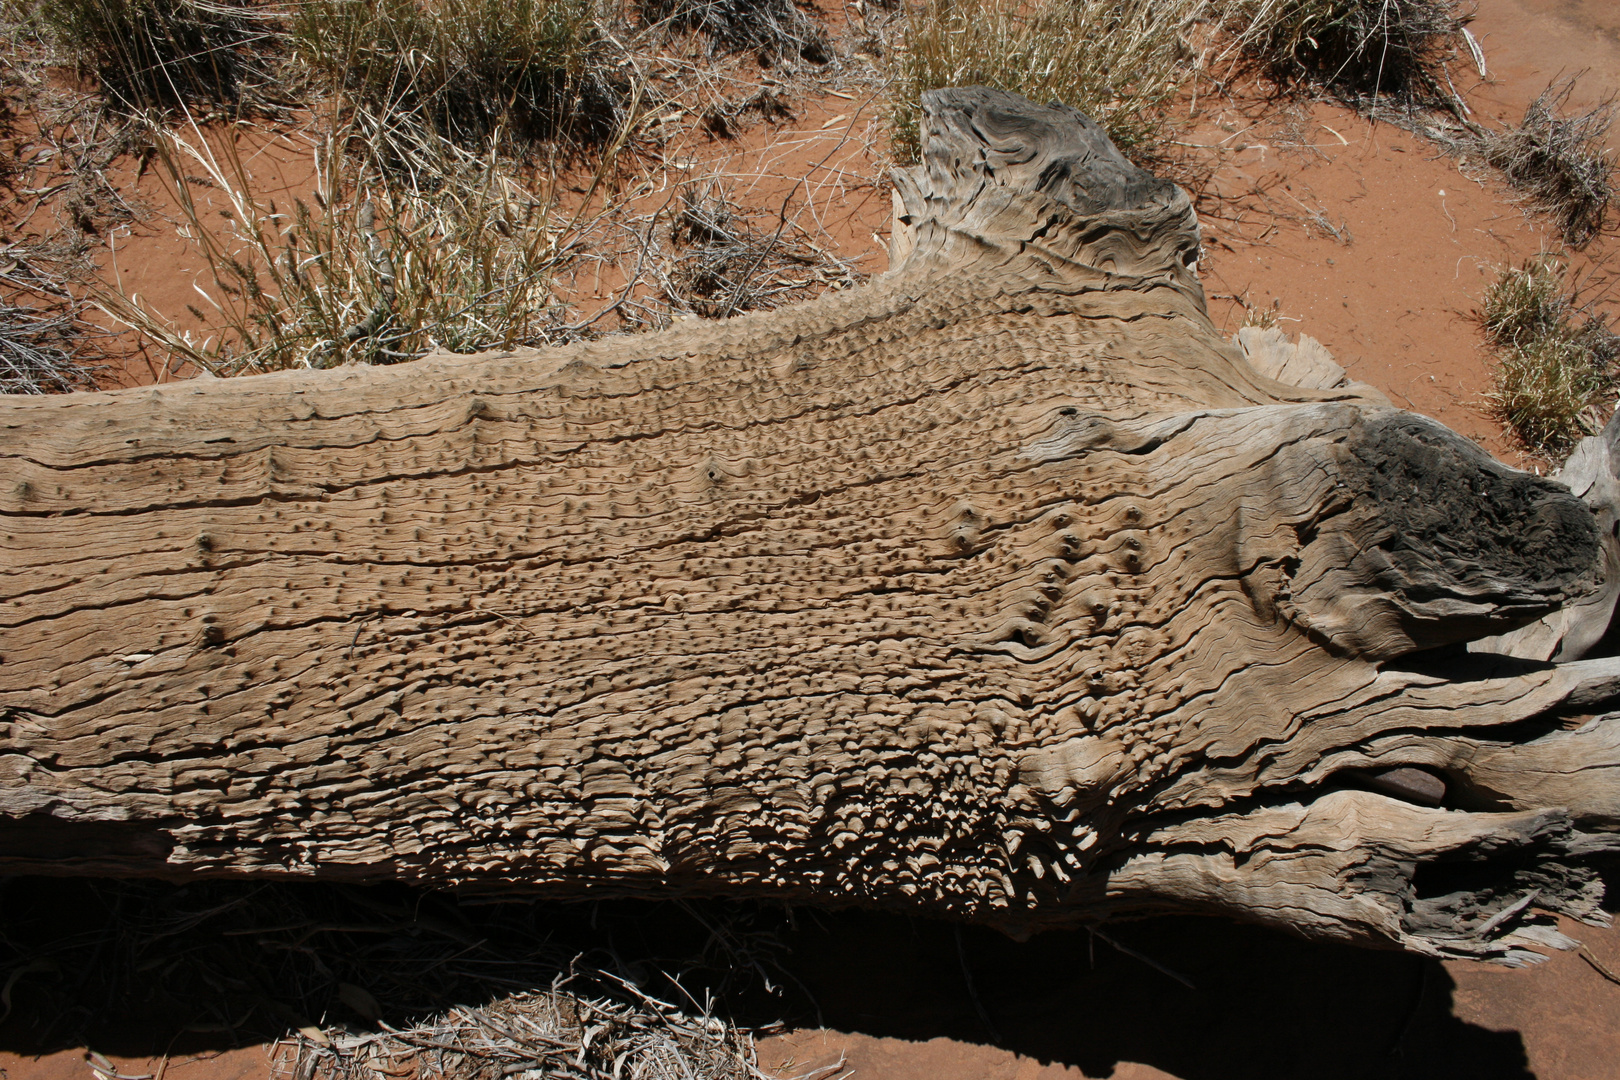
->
[4, 89, 1619, 964]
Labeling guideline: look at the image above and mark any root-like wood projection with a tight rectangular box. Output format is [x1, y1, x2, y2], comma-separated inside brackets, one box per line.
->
[4, 89, 1619, 964]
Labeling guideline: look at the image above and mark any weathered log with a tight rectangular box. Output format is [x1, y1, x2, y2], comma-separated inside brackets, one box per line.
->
[1475, 407, 1620, 662]
[4, 88, 1619, 965]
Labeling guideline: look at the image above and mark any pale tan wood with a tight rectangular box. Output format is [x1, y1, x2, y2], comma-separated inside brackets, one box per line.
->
[1234, 325, 1375, 393]
[3, 88, 1617, 964]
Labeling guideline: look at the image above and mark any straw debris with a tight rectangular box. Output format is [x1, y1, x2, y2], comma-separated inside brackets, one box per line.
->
[0, 300, 106, 392]
[284, 979, 769, 1080]
[661, 180, 858, 319]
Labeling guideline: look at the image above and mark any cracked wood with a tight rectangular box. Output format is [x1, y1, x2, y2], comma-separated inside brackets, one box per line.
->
[4, 88, 1620, 965]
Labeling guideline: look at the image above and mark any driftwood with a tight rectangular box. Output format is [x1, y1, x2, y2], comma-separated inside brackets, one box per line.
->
[4, 88, 1620, 965]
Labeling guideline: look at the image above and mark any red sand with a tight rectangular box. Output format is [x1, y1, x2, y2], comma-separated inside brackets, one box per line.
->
[93, 123, 324, 387]
[1190, 0, 1620, 466]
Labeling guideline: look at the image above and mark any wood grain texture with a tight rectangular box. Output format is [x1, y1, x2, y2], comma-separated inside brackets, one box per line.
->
[4, 88, 1618, 964]
[1477, 408, 1620, 662]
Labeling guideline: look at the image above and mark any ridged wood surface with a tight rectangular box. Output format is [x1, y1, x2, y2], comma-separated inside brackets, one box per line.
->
[4, 89, 1619, 963]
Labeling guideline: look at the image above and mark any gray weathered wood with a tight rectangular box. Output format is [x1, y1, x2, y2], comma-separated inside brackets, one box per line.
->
[1477, 408, 1620, 662]
[3, 88, 1618, 964]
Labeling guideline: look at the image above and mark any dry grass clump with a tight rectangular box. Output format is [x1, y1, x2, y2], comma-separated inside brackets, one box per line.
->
[1482, 253, 1570, 350]
[32, 0, 283, 109]
[886, 0, 1207, 163]
[639, 0, 832, 64]
[9, 0, 870, 388]
[0, 301, 105, 391]
[94, 124, 872, 373]
[96, 125, 583, 374]
[1484, 80, 1616, 248]
[1221, 0, 1466, 101]
[25, 0, 631, 149]
[289, 0, 627, 153]
[1483, 255, 1620, 458]
[1489, 333, 1607, 457]
[173, 0, 643, 370]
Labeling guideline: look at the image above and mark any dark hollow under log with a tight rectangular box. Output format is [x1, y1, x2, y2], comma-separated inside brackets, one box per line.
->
[3, 88, 1619, 965]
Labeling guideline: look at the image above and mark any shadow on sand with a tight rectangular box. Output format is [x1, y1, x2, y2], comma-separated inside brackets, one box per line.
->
[782, 910, 1530, 1080]
[0, 875, 1555, 1080]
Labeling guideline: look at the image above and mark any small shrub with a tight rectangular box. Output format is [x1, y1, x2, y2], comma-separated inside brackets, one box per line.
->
[887, 0, 1206, 163]
[1222, 0, 1464, 101]
[36, 0, 280, 109]
[1484, 80, 1615, 248]
[289, 0, 623, 152]
[639, 0, 832, 64]
[1483, 256, 1620, 458]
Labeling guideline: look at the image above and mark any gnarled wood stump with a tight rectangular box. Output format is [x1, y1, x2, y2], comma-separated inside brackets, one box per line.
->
[5, 89, 1620, 964]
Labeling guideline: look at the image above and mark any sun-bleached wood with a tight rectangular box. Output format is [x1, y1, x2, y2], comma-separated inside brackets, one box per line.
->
[4, 88, 1619, 964]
